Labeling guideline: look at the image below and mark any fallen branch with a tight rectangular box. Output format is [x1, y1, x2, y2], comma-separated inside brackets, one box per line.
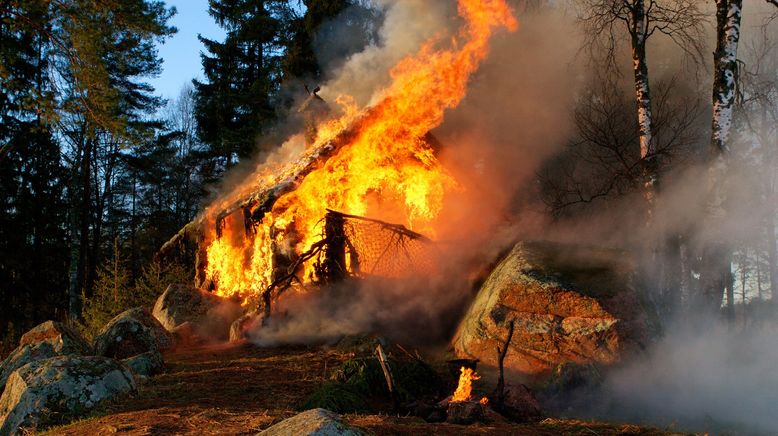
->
[375, 343, 399, 409]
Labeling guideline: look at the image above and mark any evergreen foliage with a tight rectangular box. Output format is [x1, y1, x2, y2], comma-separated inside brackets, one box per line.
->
[79, 240, 189, 339]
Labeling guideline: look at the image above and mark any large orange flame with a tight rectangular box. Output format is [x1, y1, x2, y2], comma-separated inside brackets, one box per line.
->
[204, 0, 517, 302]
[452, 366, 481, 402]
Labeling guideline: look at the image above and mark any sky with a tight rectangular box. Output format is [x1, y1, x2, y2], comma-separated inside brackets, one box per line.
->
[148, 0, 225, 102]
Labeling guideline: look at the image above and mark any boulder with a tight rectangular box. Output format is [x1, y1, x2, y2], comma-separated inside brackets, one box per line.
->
[0, 355, 136, 434]
[257, 408, 364, 435]
[153, 284, 242, 341]
[452, 241, 651, 376]
[121, 350, 164, 377]
[0, 321, 91, 393]
[498, 383, 542, 422]
[171, 321, 201, 347]
[93, 307, 173, 359]
[229, 312, 263, 342]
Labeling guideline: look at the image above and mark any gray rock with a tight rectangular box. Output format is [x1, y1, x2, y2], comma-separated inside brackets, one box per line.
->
[257, 408, 364, 436]
[0, 355, 136, 434]
[229, 312, 263, 342]
[171, 321, 200, 347]
[499, 383, 542, 422]
[153, 284, 242, 341]
[93, 307, 173, 359]
[121, 350, 164, 377]
[0, 321, 91, 393]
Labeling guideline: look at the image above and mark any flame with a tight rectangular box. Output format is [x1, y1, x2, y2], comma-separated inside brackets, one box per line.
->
[204, 0, 517, 302]
[452, 366, 481, 402]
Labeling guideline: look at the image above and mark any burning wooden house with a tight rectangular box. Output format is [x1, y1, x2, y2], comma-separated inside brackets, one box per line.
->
[157, 0, 517, 316]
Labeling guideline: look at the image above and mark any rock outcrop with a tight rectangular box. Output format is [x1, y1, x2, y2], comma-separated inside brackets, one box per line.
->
[153, 284, 242, 341]
[0, 321, 91, 393]
[452, 241, 651, 376]
[257, 408, 364, 436]
[0, 355, 136, 434]
[93, 307, 173, 359]
[229, 312, 263, 342]
[122, 350, 164, 377]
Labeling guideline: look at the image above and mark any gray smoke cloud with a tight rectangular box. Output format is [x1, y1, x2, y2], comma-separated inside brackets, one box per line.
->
[601, 323, 778, 434]
[320, 0, 455, 106]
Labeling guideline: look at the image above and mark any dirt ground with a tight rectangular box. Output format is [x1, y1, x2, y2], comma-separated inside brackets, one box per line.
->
[42, 342, 693, 435]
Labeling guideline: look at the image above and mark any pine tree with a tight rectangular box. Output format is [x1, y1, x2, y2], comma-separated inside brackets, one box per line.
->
[0, 1, 69, 335]
[282, 0, 378, 80]
[194, 0, 287, 164]
[1, 0, 176, 325]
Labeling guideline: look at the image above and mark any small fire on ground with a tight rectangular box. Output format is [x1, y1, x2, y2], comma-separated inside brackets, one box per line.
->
[451, 366, 488, 404]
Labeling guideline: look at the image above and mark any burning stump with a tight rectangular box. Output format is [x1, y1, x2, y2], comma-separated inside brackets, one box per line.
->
[441, 366, 489, 425]
[446, 400, 484, 425]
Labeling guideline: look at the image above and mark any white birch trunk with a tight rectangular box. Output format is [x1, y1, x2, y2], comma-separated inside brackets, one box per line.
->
[630, 0, 658, 214]
[701, 0, 743, 313]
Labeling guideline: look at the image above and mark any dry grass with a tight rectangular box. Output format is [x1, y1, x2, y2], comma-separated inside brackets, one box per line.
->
[41, 342, 694, 435]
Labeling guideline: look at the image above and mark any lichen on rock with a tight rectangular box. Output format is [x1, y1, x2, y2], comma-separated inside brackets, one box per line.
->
[0, 355, 136, 434]
[93, 307, 174, 359]
[0, 321, 91, 393]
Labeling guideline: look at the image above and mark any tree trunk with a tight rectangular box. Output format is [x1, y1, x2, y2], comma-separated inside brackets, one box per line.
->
[756, 250, 763, 301]
[679, 238, 693, 307]
[630, 0, 657, 218]
[629, 1, 662, 311]
[662, 234, 683, 314]
[700, 0, 742, 313]
[768, 216, 777, 301]
[67, 127, 91, 319]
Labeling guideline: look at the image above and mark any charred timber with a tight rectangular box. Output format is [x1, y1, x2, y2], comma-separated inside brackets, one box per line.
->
[157, 121, 439, 261]
[156, 117, 362, 258]
[319, 211, 347, 283]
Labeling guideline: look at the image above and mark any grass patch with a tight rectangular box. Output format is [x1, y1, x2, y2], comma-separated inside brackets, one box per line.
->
[300, 355, 445, 414]
[298, 381, 370, 414]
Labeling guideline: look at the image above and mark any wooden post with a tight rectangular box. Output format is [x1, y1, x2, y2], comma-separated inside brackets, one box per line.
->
[320, 210, 347, 283]
[495, 319, 515, 412]
[375, 343, 399, 409]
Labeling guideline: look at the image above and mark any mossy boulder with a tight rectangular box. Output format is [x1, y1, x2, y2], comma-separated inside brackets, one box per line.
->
[93, 307, 173, 359]
[0, 321, 91, 393]
[121, 350, 164, 377]
[453, 241, 650, 376]
[0, 355, 136, 434]
[153, 284, 242, 341]
[229, 311, 263, 342]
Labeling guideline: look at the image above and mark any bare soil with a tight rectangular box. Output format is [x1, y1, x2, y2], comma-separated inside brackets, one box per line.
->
[42, 342, 693, 435]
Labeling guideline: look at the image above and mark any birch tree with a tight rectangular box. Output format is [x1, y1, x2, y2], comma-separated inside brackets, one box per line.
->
[577, 0, 705, 315]
[731, 15, 778, 303]
[697, 0, 743, 317]
[578, 0, 705, 223]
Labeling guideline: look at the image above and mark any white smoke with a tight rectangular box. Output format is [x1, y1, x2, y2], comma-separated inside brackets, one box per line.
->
[602, 323, 778, 434]
[320, 0, 456, 106]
